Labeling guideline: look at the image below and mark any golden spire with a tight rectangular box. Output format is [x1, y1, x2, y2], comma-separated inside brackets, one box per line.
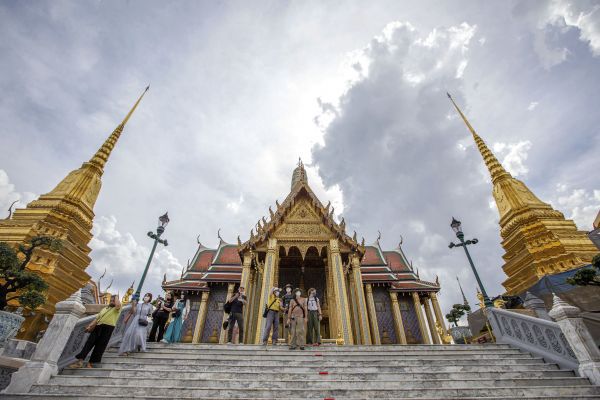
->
[446, 93, 511, 184]
[446, 92, 597, 296]
[89, 86, 149, 171]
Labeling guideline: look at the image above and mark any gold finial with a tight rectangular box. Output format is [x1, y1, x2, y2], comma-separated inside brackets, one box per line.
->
[446, 93, 511, 184]
[89, 86, 150, 171]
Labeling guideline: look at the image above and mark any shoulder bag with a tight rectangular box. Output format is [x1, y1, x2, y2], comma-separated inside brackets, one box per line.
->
[262, 298, 279, 318]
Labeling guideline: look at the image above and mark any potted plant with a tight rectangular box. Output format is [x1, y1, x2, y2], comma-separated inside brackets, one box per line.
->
[445, 303, 472, 344]
[0, 236, 60, 346]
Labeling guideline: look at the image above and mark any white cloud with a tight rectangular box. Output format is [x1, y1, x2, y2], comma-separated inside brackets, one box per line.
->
[520, 0, 600, 68]
[226, 194, 244, 214]
[0, 169, 36, 218]
[88, 215, 183, 297]
[550, 185, 600, 230]
[312, 21, 505, 315]
[549, 0, 600, 56]
[527, 101, 539, 111]
[492, 141, 532, 177]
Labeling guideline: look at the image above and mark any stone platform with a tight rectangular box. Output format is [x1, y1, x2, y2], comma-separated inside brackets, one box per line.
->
[3, 343, 600, 399]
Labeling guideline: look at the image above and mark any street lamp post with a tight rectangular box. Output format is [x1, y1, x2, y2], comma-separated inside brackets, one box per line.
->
[448, 217, 494, 308]
[132, 212, 170, 302]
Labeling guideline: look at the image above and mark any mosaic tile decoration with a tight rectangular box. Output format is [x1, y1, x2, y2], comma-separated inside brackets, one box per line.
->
[201, 285, 228, 343]
[373, 286, 397, 344]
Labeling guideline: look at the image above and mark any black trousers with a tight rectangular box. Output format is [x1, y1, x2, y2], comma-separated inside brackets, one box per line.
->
[76, 324, 115, 363]
[228, 312, 244, 343]
[148, 315, 168, 342]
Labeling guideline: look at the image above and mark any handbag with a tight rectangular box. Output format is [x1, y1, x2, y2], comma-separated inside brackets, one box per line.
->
[173, 308, 182, 318]
[262, 298, 278, 318]
[85, 307, 110, 332]
[137, 304, 149, 326]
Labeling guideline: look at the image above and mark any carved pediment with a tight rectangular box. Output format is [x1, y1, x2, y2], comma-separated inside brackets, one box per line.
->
[273, 222, 333, 240]
[286, 199, 322, 223]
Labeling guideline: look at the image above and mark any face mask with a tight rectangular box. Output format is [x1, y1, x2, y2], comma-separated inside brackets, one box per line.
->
[295, 291, 301, 297]
[143, 296, 150, 303]
[309, 292, 315, 297]
[274, 291, 280, 296]
[286, 288, 291, 293]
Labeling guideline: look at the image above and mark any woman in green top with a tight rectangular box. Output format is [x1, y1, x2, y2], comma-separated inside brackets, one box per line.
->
[69, 295, 122, 368]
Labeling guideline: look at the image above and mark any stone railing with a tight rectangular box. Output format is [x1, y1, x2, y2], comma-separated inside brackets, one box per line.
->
[487, 306, 578, 370]
[56, 304, 132, 370]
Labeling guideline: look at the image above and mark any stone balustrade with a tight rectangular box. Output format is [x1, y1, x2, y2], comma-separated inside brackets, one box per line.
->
[487, 305, 578, 370]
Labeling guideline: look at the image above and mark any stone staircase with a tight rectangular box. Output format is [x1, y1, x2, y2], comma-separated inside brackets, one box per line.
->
[4, 343, 600, 399]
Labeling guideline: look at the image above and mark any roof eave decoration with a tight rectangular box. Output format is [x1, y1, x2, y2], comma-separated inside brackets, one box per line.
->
[238, 176, 363, 255]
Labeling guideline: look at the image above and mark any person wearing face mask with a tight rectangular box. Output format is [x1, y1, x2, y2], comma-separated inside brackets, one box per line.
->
[119, 293, 154, 356]
[69, 295, 122, 368]
[306, 288, 323, 346]
[162, 292, 190, 343]
[261, 287, 282, 346]
[226, 286, 247, 344]
[148, 291, 174, 342]
[286, 288, 307, 350]
[281, 284, 294, 343]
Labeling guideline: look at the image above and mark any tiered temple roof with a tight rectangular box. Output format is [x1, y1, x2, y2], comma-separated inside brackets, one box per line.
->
[164, 235, 439, 293]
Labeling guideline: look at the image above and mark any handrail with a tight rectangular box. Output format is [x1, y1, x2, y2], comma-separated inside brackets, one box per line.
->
[57, 305, 132, 370]
[487, 307, 578, 370]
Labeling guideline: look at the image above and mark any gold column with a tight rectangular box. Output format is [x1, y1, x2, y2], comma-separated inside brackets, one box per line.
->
[254, 238, 278, 344]
[351, 254, 372, 345]
[329, 239, 354, 345]
[347, 270, 362, 344]
[389, 291, 407, 344]
[325, 258, 337, 340]
[219, 283, 236, 344]
[412, 292, 430, 344]
[192, 291, 210, 343]
[430, 292, 449, 336]
[365, 284, 381, 345]
[240, 253, 252, 343]
[422, 296, 440, 344]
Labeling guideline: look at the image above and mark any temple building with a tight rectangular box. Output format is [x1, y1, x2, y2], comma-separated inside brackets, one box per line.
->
[0, 88, 149, 339]
[448, 94, 598, 295]
[163, 160, 446, 345]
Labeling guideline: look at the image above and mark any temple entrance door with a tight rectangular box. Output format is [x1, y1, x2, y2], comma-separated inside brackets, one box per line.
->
[278, 245, 330, 339]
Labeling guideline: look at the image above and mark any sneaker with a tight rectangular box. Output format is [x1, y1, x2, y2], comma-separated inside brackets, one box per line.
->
[300, 347, 305, 350]
[262, 341, 268, 346]
[68, 360, 83, 369]
[289, 346, 297, 350]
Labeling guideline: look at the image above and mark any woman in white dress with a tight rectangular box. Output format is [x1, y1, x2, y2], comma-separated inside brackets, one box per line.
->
[119, 292, 153, 356]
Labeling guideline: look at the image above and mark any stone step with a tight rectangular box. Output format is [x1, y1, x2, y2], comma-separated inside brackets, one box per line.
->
[47, 375, 590, 390]
[61, 367, 573, 380]
[92, 353, 544, 367]
[29, 384, 600, 398]
[106, 348, 526, 356]
[99, 352, 535, 361]
[89, 357, 549, 370]
[142, 343, 514, 351]
[4, 395, 600, 400]
[77, 361, 555, 374]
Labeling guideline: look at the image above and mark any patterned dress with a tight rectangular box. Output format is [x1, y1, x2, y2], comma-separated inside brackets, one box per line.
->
[163, 300, 186, 343]
[118, 302, 153, 354]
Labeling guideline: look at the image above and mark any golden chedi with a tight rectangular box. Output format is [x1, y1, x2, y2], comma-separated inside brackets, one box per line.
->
[0, 87, 149, 339]
[448, 94, 597, 295]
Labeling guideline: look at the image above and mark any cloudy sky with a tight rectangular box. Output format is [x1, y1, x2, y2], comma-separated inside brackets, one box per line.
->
[1, 1, 599, 323]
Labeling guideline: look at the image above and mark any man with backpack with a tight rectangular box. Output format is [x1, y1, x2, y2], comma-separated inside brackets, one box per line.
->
[306, 288, 323, 346]
[286, 287, 307, 350]
[226, 286, 246, 344]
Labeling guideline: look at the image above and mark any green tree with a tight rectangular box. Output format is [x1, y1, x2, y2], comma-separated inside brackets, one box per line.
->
[0, 236, 61, 311]
[566, 254, 600, 287]
[445, 303, 471, 327]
